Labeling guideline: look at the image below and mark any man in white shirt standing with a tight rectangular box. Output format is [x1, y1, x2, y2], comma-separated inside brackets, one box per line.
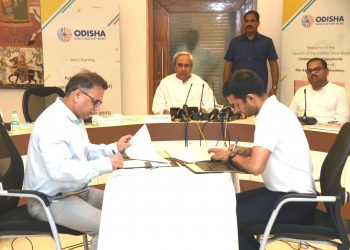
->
[152, 51, 215, 115]
[290, 57, 349, 123]
[24, 70, 132, 250]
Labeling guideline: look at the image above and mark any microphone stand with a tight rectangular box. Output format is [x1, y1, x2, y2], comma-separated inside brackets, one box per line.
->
[182, 83, 193, 146]
[303, 89, 307, 120]
[182, 83, 193, 121]
[298, 89, 317, 125]
[199, 84, 204, 118]
[209, 81, 219, 122]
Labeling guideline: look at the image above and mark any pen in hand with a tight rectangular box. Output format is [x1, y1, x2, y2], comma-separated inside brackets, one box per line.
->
[111, 150, 124, 170]
[231, 138, 239, 152]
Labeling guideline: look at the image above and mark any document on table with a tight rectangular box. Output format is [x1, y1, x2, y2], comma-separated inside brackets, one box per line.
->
[123, 159, 171, 169]
[125, 124, 169, 163]
[166, 144, 211, 163]
[305, 123, 341, 132]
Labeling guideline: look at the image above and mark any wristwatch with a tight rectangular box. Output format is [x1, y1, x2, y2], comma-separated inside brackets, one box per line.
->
[227, 152, 238, 163]
[272, 85, 278, 90]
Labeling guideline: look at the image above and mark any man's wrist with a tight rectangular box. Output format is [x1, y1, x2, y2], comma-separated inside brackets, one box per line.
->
[272, 84, 278, 90]
[227, 152, 238, 163]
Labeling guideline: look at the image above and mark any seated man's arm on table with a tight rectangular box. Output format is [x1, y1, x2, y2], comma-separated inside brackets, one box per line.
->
[152, 82, 169, 114]
[289, 88, 303, 116]
[335, 90, 350, 123]
[232, 146, 271, 175]
[209, 146, 270, 175]
[201, 81, 216, 112]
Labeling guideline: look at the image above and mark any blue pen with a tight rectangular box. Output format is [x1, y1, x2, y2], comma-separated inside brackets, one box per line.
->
[112, 150, 116, 155]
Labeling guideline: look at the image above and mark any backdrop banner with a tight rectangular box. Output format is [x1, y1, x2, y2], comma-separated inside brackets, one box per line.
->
[281, 0, 350, 105]
[41, 0, 121, 115]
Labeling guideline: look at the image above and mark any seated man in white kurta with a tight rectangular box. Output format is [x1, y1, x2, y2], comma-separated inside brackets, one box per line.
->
[152, 51, 215, 115]
[289, 57, 349, 124]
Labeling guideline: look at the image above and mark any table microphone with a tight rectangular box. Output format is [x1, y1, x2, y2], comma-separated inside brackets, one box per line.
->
[193, 84, 208, 120]
[181, 83, 193, 120]
[298, 89, 317, 125]
[209, 81, 219, 121]
[199, 83, 204, 117]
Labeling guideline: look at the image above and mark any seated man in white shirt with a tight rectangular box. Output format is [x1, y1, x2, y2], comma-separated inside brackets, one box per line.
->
[24, 70, 132, 250]
[289, 57, 349, 123]
[152, 51, 215, 115]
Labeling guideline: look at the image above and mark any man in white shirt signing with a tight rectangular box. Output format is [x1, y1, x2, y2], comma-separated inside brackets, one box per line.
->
[24, 70, 132, 250]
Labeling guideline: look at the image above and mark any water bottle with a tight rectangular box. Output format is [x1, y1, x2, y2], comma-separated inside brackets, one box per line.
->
[11, 109, 20, 131]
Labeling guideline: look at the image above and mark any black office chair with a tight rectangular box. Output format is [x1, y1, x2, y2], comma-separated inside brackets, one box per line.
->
[0, 114, 88, 250]
[243, 122, 350, 250]
[22, 86, 65, 123]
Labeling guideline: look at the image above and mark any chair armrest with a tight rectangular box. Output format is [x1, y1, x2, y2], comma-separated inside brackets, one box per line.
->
[0, 189, 50, 206]
[259, 193, 336, 250]
[0, 189, 62, 248]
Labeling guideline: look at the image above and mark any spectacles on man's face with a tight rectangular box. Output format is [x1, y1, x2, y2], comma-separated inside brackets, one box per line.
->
[306, 67, 325, 74]
[78, 88, 103, 108]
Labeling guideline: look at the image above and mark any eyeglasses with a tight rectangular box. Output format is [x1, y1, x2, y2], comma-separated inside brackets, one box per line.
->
[78, 88, 103, 107]
[306, 67, 325, 74]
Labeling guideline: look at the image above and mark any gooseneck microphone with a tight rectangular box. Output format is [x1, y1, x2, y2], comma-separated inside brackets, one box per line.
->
[303, 89, 307, 119]
[199, 84, 204, 116]
[209, 81, 219, 121]
[181, 83, 193, 120]
[298, 89, 317, 125]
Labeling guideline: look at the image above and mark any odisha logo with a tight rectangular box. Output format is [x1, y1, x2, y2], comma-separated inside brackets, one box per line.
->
[301, 15, 314, 28]
[74, 30, 106, 37]
[57, 27, 73, 42]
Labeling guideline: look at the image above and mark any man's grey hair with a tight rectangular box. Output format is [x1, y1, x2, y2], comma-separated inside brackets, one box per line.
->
[173, 51, 194, 66]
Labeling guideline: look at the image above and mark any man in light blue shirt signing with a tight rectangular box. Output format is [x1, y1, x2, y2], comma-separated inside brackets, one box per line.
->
[24, 70, 132, 250]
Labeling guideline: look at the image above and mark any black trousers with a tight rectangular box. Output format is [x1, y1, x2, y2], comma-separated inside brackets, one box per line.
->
[237, 187, 317, 250]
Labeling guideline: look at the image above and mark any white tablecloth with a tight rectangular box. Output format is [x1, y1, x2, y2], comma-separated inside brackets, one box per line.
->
[98, 166, 238, 250]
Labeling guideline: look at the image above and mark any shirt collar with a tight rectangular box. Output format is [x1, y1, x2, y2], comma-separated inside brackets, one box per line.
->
[255, 95, 276, 121]
[56, 97, 83, 124]
[239, 32, 262, 41]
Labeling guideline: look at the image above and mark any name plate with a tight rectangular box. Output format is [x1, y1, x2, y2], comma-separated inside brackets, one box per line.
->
[144, 115, 171, 124]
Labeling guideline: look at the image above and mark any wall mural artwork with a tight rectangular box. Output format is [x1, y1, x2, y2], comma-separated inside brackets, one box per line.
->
[0, 0, 43, 89]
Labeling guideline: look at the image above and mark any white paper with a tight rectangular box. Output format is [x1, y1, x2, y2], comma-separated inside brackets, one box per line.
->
[125, 124, 169, 163]
[123, 159, 172, 169]
[166, 144, 211, 163]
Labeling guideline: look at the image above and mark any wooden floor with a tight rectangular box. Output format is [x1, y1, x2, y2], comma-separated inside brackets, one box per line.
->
[0, 235, 339, 250]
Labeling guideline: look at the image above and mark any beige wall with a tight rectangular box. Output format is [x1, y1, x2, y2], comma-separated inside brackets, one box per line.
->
[0, 0, 283, 121]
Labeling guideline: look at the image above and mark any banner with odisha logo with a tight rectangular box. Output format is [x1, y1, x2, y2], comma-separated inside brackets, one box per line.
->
[280, 0, 350, 106]
[41, 0, 121, 115]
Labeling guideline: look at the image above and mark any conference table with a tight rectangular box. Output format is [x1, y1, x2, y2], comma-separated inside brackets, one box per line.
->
[98, 166, 238, 250]
[9, 117, 341, 156]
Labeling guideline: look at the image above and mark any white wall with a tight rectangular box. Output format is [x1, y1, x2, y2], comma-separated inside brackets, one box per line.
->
[119, 0, 148, 115]
[0, 0, 283, 121]
[257, 0, 284, 95]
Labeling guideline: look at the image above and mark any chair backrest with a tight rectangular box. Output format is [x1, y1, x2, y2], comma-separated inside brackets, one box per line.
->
[320, 122, 350, 206]
[294, 80, 345, 93]
[0, 114, 24, 215]
[22, 86, 65, 123]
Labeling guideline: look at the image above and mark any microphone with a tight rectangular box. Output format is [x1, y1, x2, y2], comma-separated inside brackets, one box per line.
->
[199, 83, 204, 116]
[209, 81, 219, 121]
[192, 84, 210, 120]
[182, 83, 193, 120]
[298, 89, 317, 125]
[217, 106, 230, 121]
